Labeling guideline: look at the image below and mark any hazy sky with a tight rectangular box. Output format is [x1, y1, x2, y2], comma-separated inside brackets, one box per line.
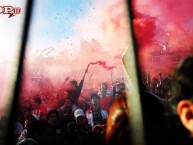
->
[27, 0, 130, 57]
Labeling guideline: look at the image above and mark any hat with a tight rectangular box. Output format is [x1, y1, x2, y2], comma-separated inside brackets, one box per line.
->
[74, 109, 85, 118]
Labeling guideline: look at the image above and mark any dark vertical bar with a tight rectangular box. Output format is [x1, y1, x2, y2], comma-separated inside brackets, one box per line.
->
[123, 0, 146, 145]
[127, 0, 141, 85]
[5, 1, 34, 145]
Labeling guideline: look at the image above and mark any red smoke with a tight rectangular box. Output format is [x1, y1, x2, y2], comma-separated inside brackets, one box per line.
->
[132, 0, 193, 75]
[90, 61, 115, 70]
[114, 54, 122, 59]
[133, 14, 156, 49]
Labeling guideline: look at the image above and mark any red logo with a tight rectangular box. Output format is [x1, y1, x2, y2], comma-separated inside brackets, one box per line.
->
[0, 6, 21, 18]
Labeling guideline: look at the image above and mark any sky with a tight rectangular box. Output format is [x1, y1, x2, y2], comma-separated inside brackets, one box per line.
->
[27, 0, 130, 56]
[28, 0, 96, 54]
[25, 0, 130, 85]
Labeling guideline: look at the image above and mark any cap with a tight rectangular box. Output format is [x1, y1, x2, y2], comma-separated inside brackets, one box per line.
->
[74, 109, 85, 118]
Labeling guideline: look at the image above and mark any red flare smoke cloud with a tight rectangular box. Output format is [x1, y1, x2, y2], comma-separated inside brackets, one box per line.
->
[132, 0, 193, 76]
[89, 61, 115, 70]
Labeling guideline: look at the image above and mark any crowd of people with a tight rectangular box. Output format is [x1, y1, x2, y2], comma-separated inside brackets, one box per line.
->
[142, 71, 172, 100]
[14, 56, 193, 145]
[15, 69, 126, 145]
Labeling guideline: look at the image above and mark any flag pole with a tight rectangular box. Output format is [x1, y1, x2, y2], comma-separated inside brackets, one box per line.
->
[5, 1, 34, 145]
